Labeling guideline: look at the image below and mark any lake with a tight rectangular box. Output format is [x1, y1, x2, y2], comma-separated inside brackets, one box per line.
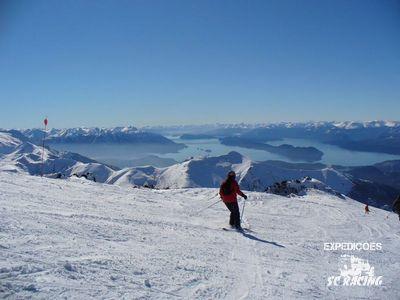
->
[50, 137, 400, 168]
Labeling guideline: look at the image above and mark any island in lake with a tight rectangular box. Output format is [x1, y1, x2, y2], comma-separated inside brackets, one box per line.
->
[220, 137, 323, 162]
[180, 133, 216, 140]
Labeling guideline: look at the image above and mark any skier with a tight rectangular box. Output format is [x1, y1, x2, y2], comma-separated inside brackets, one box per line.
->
[219, 171, 247, 230]
[392, 195, 400, 221]
[365, 204, 370, 214]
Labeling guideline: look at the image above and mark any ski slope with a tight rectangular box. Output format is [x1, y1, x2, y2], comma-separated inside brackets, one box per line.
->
[1, 172, 399, 299]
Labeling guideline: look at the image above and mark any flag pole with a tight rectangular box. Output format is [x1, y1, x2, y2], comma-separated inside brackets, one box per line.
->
[41, 117, 48, 177]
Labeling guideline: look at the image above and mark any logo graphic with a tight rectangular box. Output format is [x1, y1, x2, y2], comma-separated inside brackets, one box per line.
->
[327, 255, 383, 286]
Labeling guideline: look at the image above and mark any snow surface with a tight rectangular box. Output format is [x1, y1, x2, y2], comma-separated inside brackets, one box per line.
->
[1, 172, 399, 299]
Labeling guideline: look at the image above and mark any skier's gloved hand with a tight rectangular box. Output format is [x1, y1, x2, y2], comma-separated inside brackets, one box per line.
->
[243, 195, 248, 200]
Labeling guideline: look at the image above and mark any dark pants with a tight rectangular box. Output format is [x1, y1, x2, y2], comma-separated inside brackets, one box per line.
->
[224, 202, 241, 228]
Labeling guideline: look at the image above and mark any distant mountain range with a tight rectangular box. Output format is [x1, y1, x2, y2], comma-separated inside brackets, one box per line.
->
[5, 121, 399, 156]
[20, 126, 185, 148]
[239, 121, 400, 155]
[144, 120, 400, 134]
[1, 130, 399, 210]
[146, 120, 400, 155]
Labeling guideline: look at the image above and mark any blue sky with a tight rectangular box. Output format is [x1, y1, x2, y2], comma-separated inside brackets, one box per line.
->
[0, 0, 399, 128]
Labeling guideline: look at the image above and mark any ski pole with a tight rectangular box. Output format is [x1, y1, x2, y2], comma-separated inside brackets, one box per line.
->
[192, 196, 220, 216]
[240, 199, 246, 222]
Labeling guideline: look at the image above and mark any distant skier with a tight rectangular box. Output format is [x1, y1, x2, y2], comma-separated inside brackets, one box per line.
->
[219, 171, 247, 230]
[365, 204, 370, 214]
[392, 195, 400, 221]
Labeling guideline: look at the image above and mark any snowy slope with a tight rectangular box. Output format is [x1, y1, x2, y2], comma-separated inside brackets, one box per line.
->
[1, 172, 399, 299]
[157, 152, 250, 189]
[101, 151, 351, 194]
[0, 131, 25, 155]
[153, 152, 353, 195]
[106, 166, 161, 187]
[266, 177, 344, 198]
[239, 159, 353, 194]
[0, 140, 101, 176]
[67, 163, 115, 183]
[0, 132, 120, 181]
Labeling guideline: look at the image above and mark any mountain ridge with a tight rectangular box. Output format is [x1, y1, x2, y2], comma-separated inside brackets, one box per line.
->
[1, 131, 399, 210]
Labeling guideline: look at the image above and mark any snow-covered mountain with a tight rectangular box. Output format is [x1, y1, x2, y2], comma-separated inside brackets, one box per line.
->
[20, 126, 185, 147]
[10, 120, 400, 157]
[12, 121, 399, 144]
[2, 131, 399, 209]
[143, 120, 400, 134]
[100, 151, 351, 195]
[1, 171, 399, 299]
[60, 150, 349, 195]
[52, 152, 400, 209]
[332, 120, 400, 129]
[0, 131, 28, 155]
[142, 121, 400, 155]
[0, 131, 114, 177]
[231, 121, 400, 155]
[1, 131, 350, 194]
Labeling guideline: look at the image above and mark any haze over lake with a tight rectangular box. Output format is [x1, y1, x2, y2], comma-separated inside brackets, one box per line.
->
[50, 137, 400, 168]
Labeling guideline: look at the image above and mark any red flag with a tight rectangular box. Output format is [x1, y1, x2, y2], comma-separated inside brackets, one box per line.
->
[44, 118, 48, 126]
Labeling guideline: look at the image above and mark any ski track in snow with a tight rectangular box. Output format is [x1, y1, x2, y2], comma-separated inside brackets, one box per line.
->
[0, 172, 399, 299]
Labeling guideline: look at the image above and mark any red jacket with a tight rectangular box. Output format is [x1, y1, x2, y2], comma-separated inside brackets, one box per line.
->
[220, 180, 245, 203]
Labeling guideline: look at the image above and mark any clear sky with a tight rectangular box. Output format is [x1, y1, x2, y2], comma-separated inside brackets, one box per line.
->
[0, 0, 399, 128]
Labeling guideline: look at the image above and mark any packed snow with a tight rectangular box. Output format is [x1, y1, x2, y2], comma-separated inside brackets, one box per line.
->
[1, 172, 399, 299]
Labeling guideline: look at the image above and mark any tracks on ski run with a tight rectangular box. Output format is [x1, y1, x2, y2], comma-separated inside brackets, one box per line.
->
[223, 218, 264, 300]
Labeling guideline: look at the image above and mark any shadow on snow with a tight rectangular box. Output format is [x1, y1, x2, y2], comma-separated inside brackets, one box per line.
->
[241, 232, 285, 248]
